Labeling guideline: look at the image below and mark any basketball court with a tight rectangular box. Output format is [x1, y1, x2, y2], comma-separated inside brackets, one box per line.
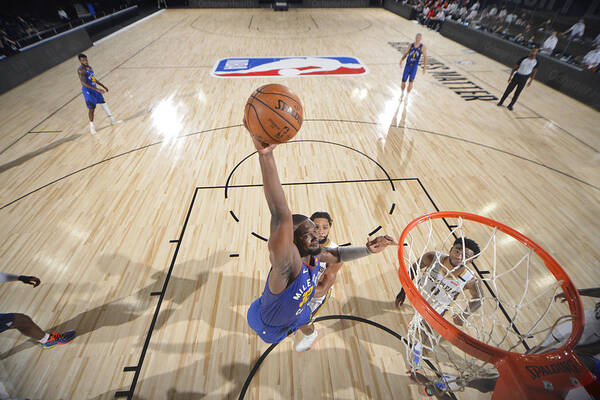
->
[0, 8, 598, 399]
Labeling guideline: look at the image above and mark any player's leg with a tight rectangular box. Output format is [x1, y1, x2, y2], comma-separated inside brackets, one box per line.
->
[88, 106, 97, 135]
[497, 76, 518, 106]
[507, 76, 527, 110]
[8, 313, 45, 340]
[295, 289, 331, 352]
[100, 102, 122, 125]
[6, 313, 76, 348]
[401, 64, 411, 95]
[407, 66, 418, 93]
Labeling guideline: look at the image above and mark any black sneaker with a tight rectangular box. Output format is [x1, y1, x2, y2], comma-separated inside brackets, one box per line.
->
[497, 102, 503, 107]
[507, 105, 513, 111]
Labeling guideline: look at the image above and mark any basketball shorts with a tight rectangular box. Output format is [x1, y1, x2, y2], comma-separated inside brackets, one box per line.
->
[82, 87, 105, 109]
[307, 288, 331, 322]
[247, 298, 311, 344]
[402, 63, 419, 82]
[0, 313, 15, 333]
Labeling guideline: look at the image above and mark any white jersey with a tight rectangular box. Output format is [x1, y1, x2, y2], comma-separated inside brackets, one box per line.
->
[418, 252, 475, 314]
[314, 241, 338, 284]
[307, 241, 338, 314]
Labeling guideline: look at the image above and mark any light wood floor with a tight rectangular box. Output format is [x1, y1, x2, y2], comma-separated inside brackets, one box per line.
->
[0, 8, 598, 400]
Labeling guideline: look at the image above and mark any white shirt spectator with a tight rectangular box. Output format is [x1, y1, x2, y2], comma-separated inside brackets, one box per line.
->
[488, 6, 497, 16]
[436, 10, 445, 20]
[498, 9, 506, 19]
[58, 9, 68, 20]
[471, 1, 480, 11]
[505, 13, 516, 24]
[566, 21, 585, 38]
[593, 33, 600, 46]
[582, 48, 600, 69]
[541, 34, 557, 54]
[466, 9, 478, 21]
[458, 6, 467, 16]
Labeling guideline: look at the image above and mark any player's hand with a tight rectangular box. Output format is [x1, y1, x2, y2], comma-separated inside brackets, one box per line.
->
[453, 314, 464, 326]
[554, 293, 567, 303]
[527, 80, 532, 87]
[422, 67, 426, 74]
[97, 88, 105, 94]
[18, 275, 40, 287]
[507, 76, 512, 83]
[104, 87, 109, 93]
[366, 235, 397, 253]
[250, 133, 277, 155]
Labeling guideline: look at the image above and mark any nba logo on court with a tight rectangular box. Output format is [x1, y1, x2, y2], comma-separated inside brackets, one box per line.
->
[212, 56, 367, 77]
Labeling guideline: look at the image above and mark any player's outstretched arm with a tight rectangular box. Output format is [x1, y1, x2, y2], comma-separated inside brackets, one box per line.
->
[318, 235, 397, 264]
[250, 134, 298, 294]
[0, 272, 40, 287]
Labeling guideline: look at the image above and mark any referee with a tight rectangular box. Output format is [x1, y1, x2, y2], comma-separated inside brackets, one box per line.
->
[497, 47, 539, 111]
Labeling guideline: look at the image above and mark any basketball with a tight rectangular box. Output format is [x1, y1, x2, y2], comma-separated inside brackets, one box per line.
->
[244, 84, 303, 144]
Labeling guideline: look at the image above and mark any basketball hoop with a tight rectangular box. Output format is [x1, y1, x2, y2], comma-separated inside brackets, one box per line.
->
[397, 211, 600, 399]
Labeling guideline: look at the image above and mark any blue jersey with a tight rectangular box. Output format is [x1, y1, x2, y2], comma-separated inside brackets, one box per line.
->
[79, 65, 105, 109]
[407, 43, 423, 66]
[247, 258, 319, 343]
[79, 65, 97, 88]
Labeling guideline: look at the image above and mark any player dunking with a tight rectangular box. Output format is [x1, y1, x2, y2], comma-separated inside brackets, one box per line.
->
[295, 211, 341, 352]
[78, 54, 121, 135]
[245, 133, 396, 344]
[399, 33, 427, 99]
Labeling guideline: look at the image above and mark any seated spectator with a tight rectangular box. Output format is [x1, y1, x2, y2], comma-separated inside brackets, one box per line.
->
[470, 1, 479, 11]
[425, 6, 436, 25]
[563, 18, 585, 41]
[58, 8, 69, 21]
[537, 18, 552, 32]
[582, 47, 600, 72]
[593, 32, 600, 47]
[515, 12, 528, 26]
[446, 1, 457, 15]
[457, 4, 468, 20]
[497, 7, 507, 20]
[0, 30, 19, 56]
[487, 4, 497, 17]
[540, 31, 558, 55]
[505, 12, 517, 25]
[514, 23, 535, 45]
[431, 8, 445, 31]
[465, 8, 478, 23]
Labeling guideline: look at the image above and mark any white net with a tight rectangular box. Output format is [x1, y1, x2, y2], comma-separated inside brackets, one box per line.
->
[400, 215, 574, 396]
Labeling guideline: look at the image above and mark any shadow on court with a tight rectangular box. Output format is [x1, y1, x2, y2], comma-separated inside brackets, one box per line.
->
[220, 346, 410, 399]
[0, 251, 229, 360]
[0, 133, 82, 173]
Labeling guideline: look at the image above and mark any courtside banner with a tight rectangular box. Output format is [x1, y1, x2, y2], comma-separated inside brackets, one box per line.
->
[212, 56, 368, 78]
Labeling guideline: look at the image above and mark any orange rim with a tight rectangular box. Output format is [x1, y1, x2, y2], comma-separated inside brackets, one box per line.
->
[397, 211, 585, 365]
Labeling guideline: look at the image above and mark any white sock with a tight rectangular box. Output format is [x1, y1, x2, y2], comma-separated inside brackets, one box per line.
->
[90, 121, 94, 127]
[38, 333, 50, 344]
[101, 103, 114, 120]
